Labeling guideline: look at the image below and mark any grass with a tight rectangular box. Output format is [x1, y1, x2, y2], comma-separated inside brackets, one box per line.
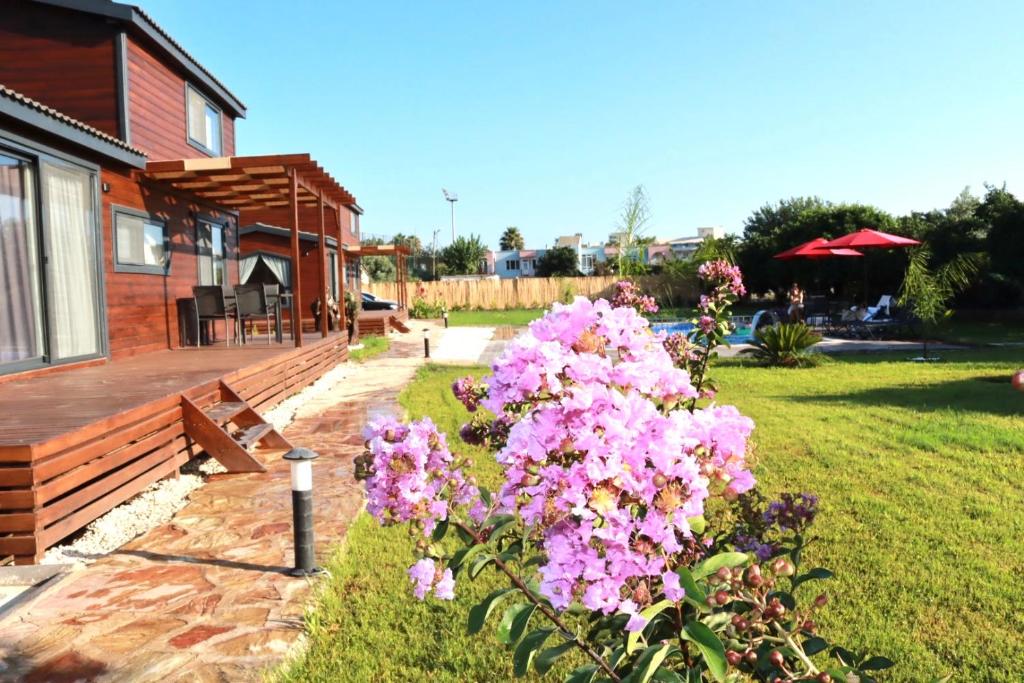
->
[446, 308, 547, 327]
[349, 334, 389, 362]
[280, 350, 1024, 682]
[938, 317, 1024, 345]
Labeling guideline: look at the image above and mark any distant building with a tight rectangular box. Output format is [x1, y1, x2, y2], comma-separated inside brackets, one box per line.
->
[659, 227, 724, 259]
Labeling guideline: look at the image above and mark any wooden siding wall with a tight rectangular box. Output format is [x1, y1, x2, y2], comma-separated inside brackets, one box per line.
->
[102, 167, 240, 358]
[0, 337, 348, 564]
[0, 2, 120, 137]
[125, 36, 236, 160]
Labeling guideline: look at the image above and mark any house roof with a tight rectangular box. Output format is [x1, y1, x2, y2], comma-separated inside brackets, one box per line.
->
[32, 0, 246, 117]
[554, 234, 582, 248]
[143, 154, 358, 212]
[0, 84, 147, 166]
[240, 223, 339, 248]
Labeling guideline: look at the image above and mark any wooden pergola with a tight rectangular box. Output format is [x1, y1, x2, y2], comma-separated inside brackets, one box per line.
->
[341, 244, 412, 311]
[143, 154, 359, 347]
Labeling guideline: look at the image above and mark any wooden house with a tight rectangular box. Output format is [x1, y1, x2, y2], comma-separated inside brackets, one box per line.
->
[0, 0, 388, 563]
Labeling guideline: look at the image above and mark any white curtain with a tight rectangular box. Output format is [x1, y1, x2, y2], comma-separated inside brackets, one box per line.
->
[239, 254, 258, 283]
[0, 160, 42, 363]
[43, 163, 100, 360]
[261, 254, 290, 289]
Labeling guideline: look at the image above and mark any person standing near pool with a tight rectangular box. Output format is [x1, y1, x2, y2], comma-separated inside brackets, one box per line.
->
[788, 282, 805, 322]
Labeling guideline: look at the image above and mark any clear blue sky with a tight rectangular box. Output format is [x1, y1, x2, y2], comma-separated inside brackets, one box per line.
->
[146, 0, 1024, 248]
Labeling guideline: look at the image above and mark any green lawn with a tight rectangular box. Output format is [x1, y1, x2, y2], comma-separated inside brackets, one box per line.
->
[280, 351, 1024, 682]
[939, 316, 1024, 345]
[446, 308, 547, 327]
[349, 334, 389, 362]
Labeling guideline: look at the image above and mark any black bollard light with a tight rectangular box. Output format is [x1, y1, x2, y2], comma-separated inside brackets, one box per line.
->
[442, 310, 449, 328]
[283, 447, 324, 577]
[423, 328, 430, 358]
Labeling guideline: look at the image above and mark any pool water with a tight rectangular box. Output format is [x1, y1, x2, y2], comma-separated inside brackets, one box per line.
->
[651, 321, 753, 344]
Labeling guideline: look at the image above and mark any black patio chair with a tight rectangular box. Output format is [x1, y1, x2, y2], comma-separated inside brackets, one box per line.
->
[192, 285, 236, 347]
[234, 283, 275, 345]
[264, 284, 283, 343]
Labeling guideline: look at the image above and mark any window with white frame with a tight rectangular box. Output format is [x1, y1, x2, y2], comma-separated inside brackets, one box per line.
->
[113, 207, 168, 274]
[506, 259, 520, 271]
[581, 254, 595, 271]
[186, 85, 222, 155]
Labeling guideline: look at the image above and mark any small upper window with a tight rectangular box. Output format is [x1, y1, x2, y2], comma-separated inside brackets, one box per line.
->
[186, 85, 222, 155]
[507, 259, 520, 271]
[114, 208, 168, 274]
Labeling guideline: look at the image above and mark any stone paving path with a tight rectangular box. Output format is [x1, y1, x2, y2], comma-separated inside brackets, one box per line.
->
[0, 327, 434, 683]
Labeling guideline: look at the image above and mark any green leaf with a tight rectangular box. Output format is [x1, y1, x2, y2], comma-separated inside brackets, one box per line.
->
[564, 664, 599, 683]
[860, 656, 895, 671]
[627, 643, 674, 683]
[793, 567, 833, 589]
[488, 519, 517, 542]
[468, 588, 516, 635]
[675, 567, 707, 608]
[626, 600, 675, 654]
[651, 669, 685, 683]
[802, 636, 828, 656]
[692, 552, 748, 580]
[449, 543, 487, 573]
[469, 553, 495, 579]
[509, 603, 537, 645]
[535, 640, 576, 675]
[687, 515, 706, 535]
[480, 486, 492, 508]
[497, 603, 533, 645]
[431, 517, 449, 542]
[681, 621, 727, 682]
[513, 628, 554, 676]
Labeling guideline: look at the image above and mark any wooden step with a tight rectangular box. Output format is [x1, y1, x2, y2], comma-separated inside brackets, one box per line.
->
[232, 423, 275, 450]
[181, 397, 266, 474]
[204, 401, 248, 424]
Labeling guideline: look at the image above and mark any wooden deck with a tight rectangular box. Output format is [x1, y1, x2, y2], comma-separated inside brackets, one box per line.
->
[0, 333, 348, 564]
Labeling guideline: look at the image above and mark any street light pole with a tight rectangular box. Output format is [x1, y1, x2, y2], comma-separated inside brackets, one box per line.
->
[431, 228, 440, 280]
[442, 188, 458, 242]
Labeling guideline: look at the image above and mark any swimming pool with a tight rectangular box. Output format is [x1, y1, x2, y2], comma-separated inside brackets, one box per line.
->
[650, 311, 768, 344]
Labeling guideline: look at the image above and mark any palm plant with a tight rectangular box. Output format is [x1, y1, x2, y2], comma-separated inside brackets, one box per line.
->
[897, 247, 980, 359]
[440, 234, 488, 275]
[742, 323, 822, 367]
[499, 226, 525, 251]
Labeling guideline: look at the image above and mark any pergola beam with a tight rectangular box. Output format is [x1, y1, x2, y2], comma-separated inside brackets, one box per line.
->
[289, 168, 302, 348]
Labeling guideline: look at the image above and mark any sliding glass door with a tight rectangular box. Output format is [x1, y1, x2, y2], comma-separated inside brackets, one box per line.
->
[0, 140, 104, 373]
[41, 161, 102, 361]
[0, 153, 44, 368]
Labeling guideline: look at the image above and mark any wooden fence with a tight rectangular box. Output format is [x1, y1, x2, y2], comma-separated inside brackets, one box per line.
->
[366, 275, 699, 310]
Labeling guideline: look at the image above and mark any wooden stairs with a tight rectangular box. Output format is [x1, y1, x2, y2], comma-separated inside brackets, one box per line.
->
[181, 381, 291, 472]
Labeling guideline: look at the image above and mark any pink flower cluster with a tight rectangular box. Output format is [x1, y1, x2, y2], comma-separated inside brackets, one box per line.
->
[610, 280, 659, 315]
[362, 415, 477, 540]
[452, 376, 487, 413]
[479, 297, 755, 628]
[408, 558, 456, 600]
[697, 260, 746, 297]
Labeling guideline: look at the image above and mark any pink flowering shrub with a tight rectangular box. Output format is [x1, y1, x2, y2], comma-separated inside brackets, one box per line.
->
[355, 273, 894, 681]
[609, 279, 659, 315]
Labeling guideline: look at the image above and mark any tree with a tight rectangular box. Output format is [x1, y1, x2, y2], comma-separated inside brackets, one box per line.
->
[499, 226, 525, 251]
[363, 255, 396, 282]
[898, 247, 980, 359]
[440, 234, 487, 275]
[980, 184, 1024, 283]
[615, 185, 651, 276]
[535, 246, 581, 277]
[392, 233, 423, 255]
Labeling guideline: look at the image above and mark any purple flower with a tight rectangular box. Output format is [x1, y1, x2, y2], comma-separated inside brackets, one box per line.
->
[408, 558, 436, 600]
[610, 280, 659, 315]
[434, 568, 456, 600]
[663, 571, 685, 602]
[620, 599, 649, 633]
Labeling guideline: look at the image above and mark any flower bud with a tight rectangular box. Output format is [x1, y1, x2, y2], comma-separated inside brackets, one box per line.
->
[716, 566, 733, 582]
[814, 593, 828, 608]
[744, 650, 757, 665]
[771, 557, 795, 577]
[768, 649, 785, 669]
[652, 473, 668, 488]
[725, 651, 742, 666]
[714, 590, 730, 606]
[744, 564, 763, 587]
[817, 673, 832, 683]
[802, 619, 816, 633]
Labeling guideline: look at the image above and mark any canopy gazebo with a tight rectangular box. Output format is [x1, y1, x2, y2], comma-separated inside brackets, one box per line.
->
[144, 154, 360, 346]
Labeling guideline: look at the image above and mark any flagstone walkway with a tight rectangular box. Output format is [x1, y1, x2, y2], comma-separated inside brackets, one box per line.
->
[0, 327, 434, 683]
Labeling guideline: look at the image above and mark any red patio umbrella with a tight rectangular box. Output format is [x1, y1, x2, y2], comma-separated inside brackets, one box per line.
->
[820, 229, 921, 301]
[774, 238, 864, 260]
[820, 228, 920, 249]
